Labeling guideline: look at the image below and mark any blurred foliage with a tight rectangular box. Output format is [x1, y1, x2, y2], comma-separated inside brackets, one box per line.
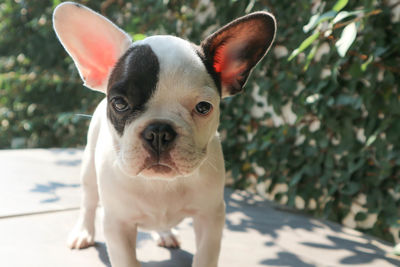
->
[1, 0, 400, 243]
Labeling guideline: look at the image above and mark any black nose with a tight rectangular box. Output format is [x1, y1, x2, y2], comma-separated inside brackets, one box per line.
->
[142, 123, 177, 154]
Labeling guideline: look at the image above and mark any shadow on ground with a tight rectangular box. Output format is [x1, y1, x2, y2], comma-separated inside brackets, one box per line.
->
[224, 189, 400, 266]
[260, 251, 314, 267]
[302, 234, 399, 265]
[28, 176, 400, 266]
[30, 181, 80, 203]
[141, 249, 193, 267]
[94, 241, 193, 267]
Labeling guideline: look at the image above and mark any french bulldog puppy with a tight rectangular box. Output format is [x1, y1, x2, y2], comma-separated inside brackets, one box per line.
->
[53, 2, 275, 267]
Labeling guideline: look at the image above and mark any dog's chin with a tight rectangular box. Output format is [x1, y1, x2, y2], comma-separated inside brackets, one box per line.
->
[117, 159, 182, 179]
[139, 164, 179, 179]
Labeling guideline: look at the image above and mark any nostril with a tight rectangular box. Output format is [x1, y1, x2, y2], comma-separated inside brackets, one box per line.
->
[162, 131, 174, 142]
[142, 123, 177, 154]
[143, 130, 155, 142]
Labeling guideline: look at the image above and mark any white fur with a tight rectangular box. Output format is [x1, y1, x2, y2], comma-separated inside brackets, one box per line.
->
[55, 3, 275, 267]
[69, 97, 226, 267]
[65, 25, 225, 267]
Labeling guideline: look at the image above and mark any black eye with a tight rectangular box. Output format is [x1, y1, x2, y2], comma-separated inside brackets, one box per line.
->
[195, 101, 213, 115]
[111, 97, 129, 112]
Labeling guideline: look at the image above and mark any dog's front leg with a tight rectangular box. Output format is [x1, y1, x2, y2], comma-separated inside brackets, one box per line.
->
[68, 146, 99, 249]
[193, 203, 225, 267]
[104, 216, 140, 267]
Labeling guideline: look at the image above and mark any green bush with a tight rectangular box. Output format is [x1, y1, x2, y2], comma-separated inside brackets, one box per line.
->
[1, 0, 399, 243]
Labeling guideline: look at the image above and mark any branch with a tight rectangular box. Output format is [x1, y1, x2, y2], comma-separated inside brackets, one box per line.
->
[333, 9, 382, 30]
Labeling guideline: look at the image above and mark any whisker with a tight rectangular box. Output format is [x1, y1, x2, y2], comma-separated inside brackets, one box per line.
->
[74, 113, 93, 119]
[205, 158, 218, 172]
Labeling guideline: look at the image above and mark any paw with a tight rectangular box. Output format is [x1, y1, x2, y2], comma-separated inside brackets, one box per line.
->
[154, 229, 180, 249]
[67, 223, 95, 249]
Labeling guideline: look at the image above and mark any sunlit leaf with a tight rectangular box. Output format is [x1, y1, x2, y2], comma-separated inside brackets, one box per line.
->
[333, 0, 348, 12]
[365, 134, 377, 147]
[333, 10, 363, 24]
[288, 32, 320, 61]
[133, 33, 147, 41]
[303, 11, 337, 33]
[335, 22, 357, 57]
[361, 55, 373, 71]
[303, 13, 320, 33]
[304, 42, 318, 70]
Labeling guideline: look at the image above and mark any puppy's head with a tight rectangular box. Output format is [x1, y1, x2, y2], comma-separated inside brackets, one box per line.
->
[53, 2, 276, 179]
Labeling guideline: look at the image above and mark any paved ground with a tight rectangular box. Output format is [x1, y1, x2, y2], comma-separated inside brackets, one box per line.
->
[1, 148, 399, 267]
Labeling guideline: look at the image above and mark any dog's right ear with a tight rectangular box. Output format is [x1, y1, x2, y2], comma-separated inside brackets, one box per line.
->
[201, 12, 276, 98]
[53, 2, 132, 93]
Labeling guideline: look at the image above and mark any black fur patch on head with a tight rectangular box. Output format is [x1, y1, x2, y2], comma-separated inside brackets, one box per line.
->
[107, 45, 159, 135]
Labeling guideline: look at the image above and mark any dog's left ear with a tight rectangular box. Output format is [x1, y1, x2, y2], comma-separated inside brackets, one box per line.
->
[201, 12, 276, 98]
[53, 2, 132, 93]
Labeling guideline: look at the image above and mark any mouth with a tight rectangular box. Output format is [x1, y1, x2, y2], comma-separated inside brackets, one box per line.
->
[137, 160, 181, 178]
[147, 163, 174, 174]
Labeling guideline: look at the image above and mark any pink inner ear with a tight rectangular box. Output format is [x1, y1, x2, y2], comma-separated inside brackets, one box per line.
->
[213, 43, 247, 87]
[53, 2, 133, 91]
[73, 34, 118, 87]
[213, 44, 227, 73]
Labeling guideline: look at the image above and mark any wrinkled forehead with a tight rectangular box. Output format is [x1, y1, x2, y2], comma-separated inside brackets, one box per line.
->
[139, 36, 203, 71]
[139, 35, 216, 92]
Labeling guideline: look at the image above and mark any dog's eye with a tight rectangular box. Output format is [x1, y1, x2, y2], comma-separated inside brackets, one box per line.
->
[111, 97, 129, 112]
[195, 101, 212, 116]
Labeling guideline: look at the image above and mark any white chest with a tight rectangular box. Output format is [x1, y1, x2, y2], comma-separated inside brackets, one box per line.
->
[98, 165, 200, 230]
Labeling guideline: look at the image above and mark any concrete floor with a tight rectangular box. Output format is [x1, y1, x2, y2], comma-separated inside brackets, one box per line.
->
[0, 148, 399, 267]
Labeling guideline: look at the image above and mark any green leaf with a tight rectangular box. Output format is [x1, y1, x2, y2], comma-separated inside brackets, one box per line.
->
[333, 0, 348, 12]
[355, 212, 367, 221]
[323, 200, 334, 218]
[394, 244, 400, 256]
[365, 119, 391, 148]
[303, 13, 320, 33]
[333, 10, 363, 24]
[374, 46, 389, 57]
[52, 0, 61, 8]
[348, 158, 366, 174]
[304, 42, 318, 70]
[303, 11, 337, 33]
[289, 168, 305, 186]
[133, 33, 147, 41]
[288, 32, 320, 61]
[365, 134, 377, 147]
[335, 22, 357, 57]
[342, 182, 360, 195]
[361, 55, 373, 71]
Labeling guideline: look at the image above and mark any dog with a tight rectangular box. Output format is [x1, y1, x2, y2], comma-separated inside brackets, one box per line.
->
[53, 2, 275, 266]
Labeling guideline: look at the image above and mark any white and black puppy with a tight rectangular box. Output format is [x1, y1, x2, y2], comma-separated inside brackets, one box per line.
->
[53, 2, 275, 267]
